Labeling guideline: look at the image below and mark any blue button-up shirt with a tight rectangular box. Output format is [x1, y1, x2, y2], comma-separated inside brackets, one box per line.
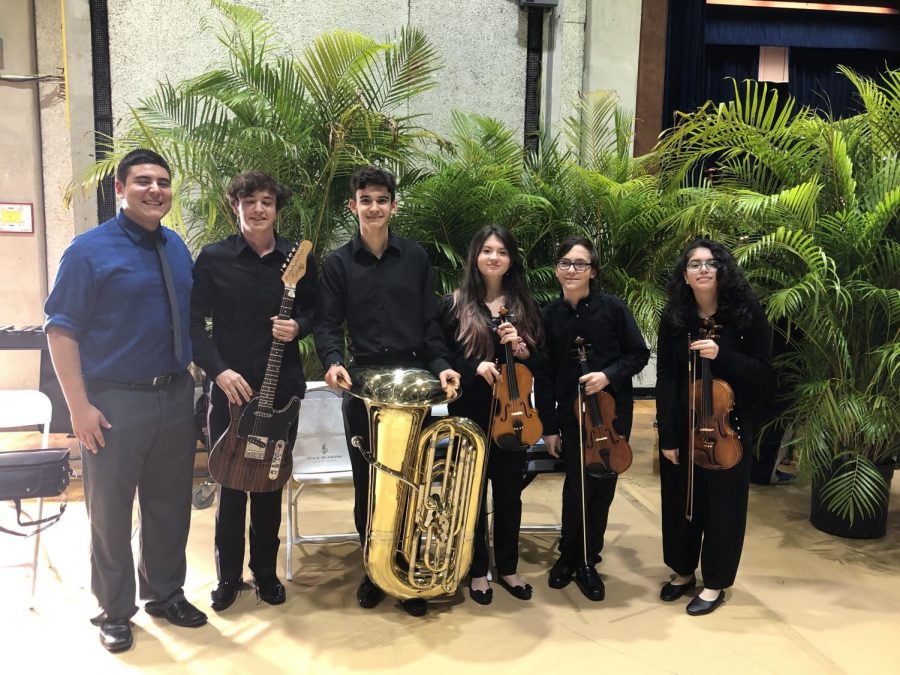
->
[44, 210, 193, 381]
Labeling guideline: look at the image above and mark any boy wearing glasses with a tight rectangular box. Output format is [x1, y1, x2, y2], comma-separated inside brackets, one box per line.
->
[534, 236, 649, 601]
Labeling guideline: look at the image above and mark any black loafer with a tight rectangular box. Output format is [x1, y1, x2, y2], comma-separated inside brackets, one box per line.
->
[99, 618, 133, 653]
[145, 599, 208, 627]
[660, 575, 696, 602]
[468, 585, 493, 606]
[686, 590, 725, 616]
[400, 598, 428, 617]
[548, 557, 575, 589]
[210, 581, 241, 612]
[574, 565, 605, 602]
[497, 576, 533, 601]
[255, 577, 286, 606]
[357, 575, 385, 609]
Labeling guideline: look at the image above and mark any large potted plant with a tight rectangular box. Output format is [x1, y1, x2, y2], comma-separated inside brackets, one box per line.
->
[655, 72, 899, 537]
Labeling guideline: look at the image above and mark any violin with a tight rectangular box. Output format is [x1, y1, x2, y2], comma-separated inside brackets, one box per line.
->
[686, 317, 742, 519]
[490, 307, 542, 451]
[573, 337, 632, 477]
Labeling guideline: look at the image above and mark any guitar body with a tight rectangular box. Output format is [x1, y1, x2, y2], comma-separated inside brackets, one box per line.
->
[208, 394, 301, 492]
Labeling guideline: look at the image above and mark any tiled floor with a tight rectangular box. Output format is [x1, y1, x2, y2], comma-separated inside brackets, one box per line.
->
[2, 401, 898, 674]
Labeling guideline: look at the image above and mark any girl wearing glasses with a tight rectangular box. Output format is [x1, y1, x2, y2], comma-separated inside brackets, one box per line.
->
[534, 236, 649, 601]
[437, 225, 544, 605]
[656, 238, 771, 615]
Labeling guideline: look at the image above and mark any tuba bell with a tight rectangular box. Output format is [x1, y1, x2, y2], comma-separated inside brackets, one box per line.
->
[346, 367, 487, 599]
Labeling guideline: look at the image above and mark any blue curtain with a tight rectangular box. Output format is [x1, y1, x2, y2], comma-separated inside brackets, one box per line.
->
[789, 48, 900, 118]
[663, 0, 706, 129]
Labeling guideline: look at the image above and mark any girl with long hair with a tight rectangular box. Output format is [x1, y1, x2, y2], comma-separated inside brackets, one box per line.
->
[656, 238, 771, 615]
[438, 225, 543, 605]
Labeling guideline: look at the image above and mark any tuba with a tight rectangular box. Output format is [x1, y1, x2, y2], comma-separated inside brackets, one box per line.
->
[347, 367, 487, 599]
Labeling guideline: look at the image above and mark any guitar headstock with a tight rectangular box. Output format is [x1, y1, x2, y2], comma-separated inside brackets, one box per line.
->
[281, 240, 313, 288]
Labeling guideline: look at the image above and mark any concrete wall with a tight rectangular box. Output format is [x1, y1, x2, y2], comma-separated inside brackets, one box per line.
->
[0, 0, 47, 388]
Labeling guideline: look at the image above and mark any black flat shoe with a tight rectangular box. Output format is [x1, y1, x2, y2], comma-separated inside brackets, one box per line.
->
[660, 575, 696, 602]
[548, 557, 575, 589]
[210, 581, 241, 612]
[255, 577, 286, 606]
[468, 585, 493, 606]
[357, 575, 385, 609]
[686, 590, 725, 616]
[497, 576, 533, 601]
[574, 565, 605, 602]
[99, 618, 133, 653]
[400, 598, 427, 617]
[145, 599, 208, 627]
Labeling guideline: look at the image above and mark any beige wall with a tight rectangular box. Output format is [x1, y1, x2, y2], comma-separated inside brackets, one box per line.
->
[0, 0, 47, 388]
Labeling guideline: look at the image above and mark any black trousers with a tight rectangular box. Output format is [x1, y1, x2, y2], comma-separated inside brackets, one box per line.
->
[659, 427, 754, 589]
[469, 444, 527, 577]
[557, 404, 632, 566]
[208, 384, 296, 583]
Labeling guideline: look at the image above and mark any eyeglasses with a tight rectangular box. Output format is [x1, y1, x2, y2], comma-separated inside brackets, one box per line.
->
[557, 260, 591, 272]
[686, 259, 720, 272]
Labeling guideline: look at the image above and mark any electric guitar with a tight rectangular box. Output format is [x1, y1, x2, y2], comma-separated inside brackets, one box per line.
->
[207, 240, 313, 493]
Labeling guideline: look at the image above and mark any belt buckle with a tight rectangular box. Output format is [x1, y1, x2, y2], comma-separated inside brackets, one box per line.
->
[151, 374, 173, 387]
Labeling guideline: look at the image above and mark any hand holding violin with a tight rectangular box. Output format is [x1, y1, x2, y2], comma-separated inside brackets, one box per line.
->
[579, 371, 610, 396]
[690, 339, 719, 360]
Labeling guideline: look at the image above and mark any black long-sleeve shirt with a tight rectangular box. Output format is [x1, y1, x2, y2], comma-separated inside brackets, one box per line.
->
[534, 290, 650, 436]
[437, 294, 541, 426]
[313, 230, 451, 374]
[655, 303, 772, 451]
[189, 234, 317, 401]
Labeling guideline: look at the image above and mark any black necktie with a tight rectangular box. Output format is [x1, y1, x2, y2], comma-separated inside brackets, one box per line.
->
[154, 233, 183, 363]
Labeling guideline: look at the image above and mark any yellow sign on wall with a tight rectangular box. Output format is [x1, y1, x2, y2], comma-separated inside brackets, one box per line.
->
[0, 203, 34, 233]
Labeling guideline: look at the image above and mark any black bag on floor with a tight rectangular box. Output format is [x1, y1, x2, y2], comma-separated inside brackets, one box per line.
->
[0, 448, 73, 537]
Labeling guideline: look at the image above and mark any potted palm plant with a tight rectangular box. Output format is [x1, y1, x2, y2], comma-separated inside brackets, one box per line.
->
[655, 72, 899, 537]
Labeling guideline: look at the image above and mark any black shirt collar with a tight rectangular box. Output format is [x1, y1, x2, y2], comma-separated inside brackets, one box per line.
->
[233, 232, 293, 258]
[350, 228, 400, 258]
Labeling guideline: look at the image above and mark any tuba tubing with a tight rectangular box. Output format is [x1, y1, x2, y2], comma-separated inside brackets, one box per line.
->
[346, 367, 488, 599]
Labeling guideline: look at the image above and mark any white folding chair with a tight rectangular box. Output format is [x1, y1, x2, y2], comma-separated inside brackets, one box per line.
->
[0, 389, 53, 605]
[285, 383, 356, 580]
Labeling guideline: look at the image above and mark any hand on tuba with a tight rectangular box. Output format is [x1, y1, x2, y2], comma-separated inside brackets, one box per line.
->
[439, 368, 461, 399]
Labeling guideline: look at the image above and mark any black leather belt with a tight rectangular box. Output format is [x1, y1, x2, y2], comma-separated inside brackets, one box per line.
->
[87, 371, 189, 390]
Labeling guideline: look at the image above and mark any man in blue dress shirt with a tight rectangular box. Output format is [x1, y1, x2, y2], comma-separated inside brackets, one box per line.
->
[44, 148, 207, 653]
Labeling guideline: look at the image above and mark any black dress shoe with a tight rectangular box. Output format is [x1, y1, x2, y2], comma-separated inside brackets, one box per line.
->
[548, 557, 575, 589]
[574, 565, 605, 602]
[659, 575, 696, 602]
[496, 575, 533, 600]
[211, 581, 241, 612]
[400, 598, 427, 617]
[255, 577, 286, 606]
[686, 590, 725, 616]
[357, 575, 385, 609]
[99, 619, 133, 653]
[468, 584, 493, 606]
[145, 599, 208, 627]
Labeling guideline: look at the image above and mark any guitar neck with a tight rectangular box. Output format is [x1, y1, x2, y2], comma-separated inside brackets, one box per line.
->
[258, 286, 296, 412]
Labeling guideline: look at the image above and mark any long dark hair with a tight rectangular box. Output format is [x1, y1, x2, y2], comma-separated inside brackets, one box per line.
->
[452, 225, 543, 359]
[663, 238, 757, 330]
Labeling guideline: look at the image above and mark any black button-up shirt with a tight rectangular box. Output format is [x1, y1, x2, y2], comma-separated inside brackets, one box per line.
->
[190, 233, 317, 402]
[314, 229, 451, 374]
[534, 290, 650, 435]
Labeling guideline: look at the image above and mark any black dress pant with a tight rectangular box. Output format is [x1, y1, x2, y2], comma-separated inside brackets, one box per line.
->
[659, 426, 754, 589]
[449, 383, 526, 578]
[557, 404, 632, 566]
[208, 384, 296, 583]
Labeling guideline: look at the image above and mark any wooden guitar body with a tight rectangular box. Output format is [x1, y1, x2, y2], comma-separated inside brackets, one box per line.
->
[208, 394, 300, 492]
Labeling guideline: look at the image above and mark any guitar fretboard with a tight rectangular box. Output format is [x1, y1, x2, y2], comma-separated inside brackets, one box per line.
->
[257, 287, 295, 414]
